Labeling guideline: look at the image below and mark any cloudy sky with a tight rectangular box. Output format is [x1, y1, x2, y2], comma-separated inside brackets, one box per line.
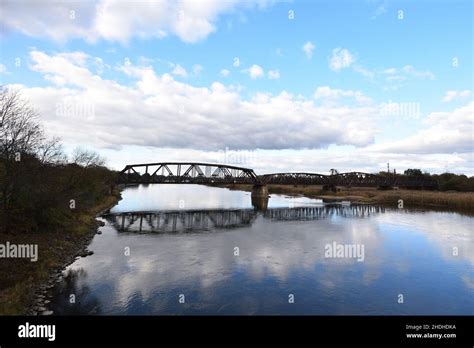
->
[1, 0, 472, 175]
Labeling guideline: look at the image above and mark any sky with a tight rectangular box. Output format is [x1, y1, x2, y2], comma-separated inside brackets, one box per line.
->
[0, 0, 473, 175]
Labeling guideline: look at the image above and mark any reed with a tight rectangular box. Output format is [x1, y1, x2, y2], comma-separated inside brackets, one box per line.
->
[224, 184, 474, 213]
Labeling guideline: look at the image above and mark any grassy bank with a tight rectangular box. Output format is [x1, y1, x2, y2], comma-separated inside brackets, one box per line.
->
[223, 184, 474, 214]
[0, 190, 121, 315]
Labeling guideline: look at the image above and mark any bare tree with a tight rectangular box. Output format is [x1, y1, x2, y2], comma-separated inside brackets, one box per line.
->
[0, 87, 43, 159]
[1, 87, 45, 232]
[71, 147, 106, 167]
[330, 168, 339, 175]
[37, 136, 67, 164]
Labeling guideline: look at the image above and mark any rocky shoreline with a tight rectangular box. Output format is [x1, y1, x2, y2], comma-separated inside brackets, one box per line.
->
[27, 198, 119, 316]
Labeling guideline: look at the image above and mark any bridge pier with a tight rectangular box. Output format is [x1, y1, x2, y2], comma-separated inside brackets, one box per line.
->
[251, 184, 269, 211]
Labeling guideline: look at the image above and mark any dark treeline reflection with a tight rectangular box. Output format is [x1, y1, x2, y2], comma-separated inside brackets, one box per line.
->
[103, 205, 386, 233]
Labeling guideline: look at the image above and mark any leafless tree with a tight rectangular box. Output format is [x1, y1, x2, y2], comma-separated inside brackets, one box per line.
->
[0, 87, 43, 159]
[1, 87, 46, 232]
[71, 147, 106, 167]
[37, 136, 67, 164]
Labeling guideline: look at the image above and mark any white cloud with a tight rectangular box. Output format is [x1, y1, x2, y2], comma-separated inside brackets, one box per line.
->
[352, 63, 435, 88]
[58, 52, 91, 67]
[441, 90, 471, 102]
[172, 64, 188, 77]
[267, 69, 280, 80]
[383, 68, 397, 74]
[401, 65, 434, 80]
[15, 50, 382, 152]
[192, 64, 203, 75]
[0, 63, 7, 74]
[1, 1, 96, 42]
[329, 48, 354, 71]
[1, 0, 268, 44]
[138, 56, 154, 65]
[246, 64, 264, 79]
[370, 101, 474, 154]
[220, 69, 230, 77]
[11, 50, 471, 175]
[314, 86, 372, 104]
[302, 41, 315, 59]
[353, 65, 375, 79]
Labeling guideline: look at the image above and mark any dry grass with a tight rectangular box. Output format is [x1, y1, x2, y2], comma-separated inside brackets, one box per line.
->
[224, 184, 474, 213]
[363, 189, 474, 212]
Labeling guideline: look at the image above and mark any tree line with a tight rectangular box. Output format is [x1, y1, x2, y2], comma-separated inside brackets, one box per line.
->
[333, 167, 473, 192]
[402, 169, 474, 192]
[0, 88, 117, 234]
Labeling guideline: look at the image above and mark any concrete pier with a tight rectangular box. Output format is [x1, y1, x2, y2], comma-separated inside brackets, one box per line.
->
[251, 185, 269, 210]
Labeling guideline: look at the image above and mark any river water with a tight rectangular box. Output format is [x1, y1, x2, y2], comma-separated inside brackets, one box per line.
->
[48, 184, 474, 315]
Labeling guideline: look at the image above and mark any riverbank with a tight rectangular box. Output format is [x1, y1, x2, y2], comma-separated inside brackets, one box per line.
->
[0, 189, 121, 315]
[222, 184, 474, 214]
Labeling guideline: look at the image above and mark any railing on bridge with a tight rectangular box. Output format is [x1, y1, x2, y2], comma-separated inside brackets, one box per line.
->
[118, 162, 438, 189]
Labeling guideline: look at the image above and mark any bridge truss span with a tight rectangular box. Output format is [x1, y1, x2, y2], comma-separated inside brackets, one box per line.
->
[259, 172, 330, 185]
[119, 162, 260, 185]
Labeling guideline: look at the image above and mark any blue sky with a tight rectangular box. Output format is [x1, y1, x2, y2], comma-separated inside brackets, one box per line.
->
[1, 0, 473, 174]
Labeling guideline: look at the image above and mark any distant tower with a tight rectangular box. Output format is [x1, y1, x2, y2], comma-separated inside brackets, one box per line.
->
[387, 162, 390, 173]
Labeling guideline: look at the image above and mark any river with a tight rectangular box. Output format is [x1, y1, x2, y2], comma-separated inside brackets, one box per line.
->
[48, 184, 474, 315]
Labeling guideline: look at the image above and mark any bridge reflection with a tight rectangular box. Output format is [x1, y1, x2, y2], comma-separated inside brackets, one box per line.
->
[103, 205, 385, 233]
[263, 205, 384, 220]
[104, 209, 257, 233]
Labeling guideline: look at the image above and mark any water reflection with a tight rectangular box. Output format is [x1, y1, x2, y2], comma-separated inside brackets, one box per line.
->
[105, 209, 257, 233]
[49, 269, 101, 315]
[104, 205, 385, 233]
[110, 184, 323, 213]
[48, 185, 474, 315]
[251, 193, 268, 210]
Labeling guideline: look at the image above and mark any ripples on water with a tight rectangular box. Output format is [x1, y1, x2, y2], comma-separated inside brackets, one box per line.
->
[49, 185, 474, 315]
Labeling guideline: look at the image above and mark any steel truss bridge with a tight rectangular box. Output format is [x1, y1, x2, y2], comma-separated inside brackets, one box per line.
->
[119, 162, 438, 189]
[103, 205, 385, 233]
[119, 162, 258, 185]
